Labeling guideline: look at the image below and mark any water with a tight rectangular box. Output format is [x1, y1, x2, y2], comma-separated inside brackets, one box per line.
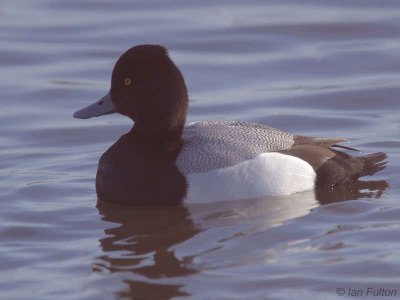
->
[1, 0, 399, 299]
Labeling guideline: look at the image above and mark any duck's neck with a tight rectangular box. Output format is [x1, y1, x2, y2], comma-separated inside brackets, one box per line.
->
[129, 121, 184, 154]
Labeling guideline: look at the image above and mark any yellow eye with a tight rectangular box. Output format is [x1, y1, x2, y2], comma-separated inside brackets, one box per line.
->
[124, 78, 132, 86]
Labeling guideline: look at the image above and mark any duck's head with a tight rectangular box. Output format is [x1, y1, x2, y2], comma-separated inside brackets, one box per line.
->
[74, 45, 188, 136]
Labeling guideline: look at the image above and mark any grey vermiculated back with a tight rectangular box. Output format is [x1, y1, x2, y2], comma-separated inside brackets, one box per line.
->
[176, 121, 295, 174]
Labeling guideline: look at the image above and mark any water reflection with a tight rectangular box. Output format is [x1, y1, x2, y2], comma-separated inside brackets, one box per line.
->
[94, 201, 200, 299]
[93, 175, 388, 299]
[316, 179, 388, 204]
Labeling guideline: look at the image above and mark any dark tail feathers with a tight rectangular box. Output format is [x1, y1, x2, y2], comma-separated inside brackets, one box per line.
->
[359, 152, 388, 177]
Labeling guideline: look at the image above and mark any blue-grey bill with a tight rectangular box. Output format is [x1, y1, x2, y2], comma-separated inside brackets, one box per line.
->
[73, 92, 116, 119]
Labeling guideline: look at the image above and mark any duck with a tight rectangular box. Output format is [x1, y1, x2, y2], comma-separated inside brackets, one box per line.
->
[74, 44, 387, 205]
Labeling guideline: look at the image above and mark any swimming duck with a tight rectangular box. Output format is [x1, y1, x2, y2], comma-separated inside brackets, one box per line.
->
[74, 45, 387, 205]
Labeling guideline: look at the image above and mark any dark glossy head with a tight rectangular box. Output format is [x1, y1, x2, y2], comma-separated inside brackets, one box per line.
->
[74, 45, 188, 136]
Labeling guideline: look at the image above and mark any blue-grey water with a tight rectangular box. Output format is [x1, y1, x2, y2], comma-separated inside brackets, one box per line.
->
[1, 1, 400, 299]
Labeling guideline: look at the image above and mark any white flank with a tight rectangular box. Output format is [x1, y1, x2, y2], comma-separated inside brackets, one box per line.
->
[184, 152, 316, 203]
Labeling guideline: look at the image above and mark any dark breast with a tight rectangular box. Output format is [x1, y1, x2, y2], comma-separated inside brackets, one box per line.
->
[96, 134, 187, 205]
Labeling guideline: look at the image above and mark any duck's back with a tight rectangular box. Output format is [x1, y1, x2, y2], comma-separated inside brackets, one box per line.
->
[176, 121, 295, 175]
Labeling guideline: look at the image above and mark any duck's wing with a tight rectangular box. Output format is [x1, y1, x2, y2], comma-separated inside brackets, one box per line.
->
[176, 121, 387, 186]
[280, 135, 387, 185]
[294, 135, 358, 151]
[176, 121, 295, 174]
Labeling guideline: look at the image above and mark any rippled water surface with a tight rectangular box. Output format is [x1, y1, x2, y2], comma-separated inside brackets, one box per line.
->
[1, 1, 400, 299]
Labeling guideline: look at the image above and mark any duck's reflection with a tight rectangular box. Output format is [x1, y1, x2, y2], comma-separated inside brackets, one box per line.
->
[316, 179, 388, 204]
[94, 201, 200, 299]
[93, 178, 388, 299]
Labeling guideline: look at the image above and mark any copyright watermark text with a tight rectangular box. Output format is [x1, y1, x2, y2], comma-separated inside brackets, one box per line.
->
[336, 287, 398, 297]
